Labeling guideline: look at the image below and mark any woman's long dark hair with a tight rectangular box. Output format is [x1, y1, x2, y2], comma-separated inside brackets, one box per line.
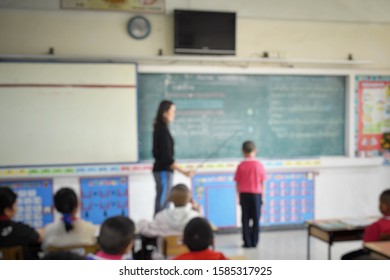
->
[54, 187, 78, 232]
[153, 100, 174, 129]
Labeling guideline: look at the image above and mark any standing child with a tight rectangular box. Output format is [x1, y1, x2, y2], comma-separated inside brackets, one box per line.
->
[0, 186, 42, 259]
[234, 140, 267, 248]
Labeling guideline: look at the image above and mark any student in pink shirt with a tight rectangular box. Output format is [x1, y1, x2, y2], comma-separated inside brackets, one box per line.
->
[234, 141, 267, 248]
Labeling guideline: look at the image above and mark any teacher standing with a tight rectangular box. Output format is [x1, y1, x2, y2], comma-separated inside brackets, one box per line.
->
[152, 100, 193, 214]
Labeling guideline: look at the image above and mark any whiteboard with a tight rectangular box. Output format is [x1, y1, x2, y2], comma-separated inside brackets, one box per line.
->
[0, 62, 138, 167]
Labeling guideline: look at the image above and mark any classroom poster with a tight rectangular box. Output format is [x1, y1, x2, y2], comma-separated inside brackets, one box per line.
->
[0, 179, 53, 228]
[80, 176, 129, 224]
[261, 172, 315, 226]
[357, 78, 390, 151]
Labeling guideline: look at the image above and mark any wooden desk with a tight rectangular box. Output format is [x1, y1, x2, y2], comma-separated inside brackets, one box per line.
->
[306, 220, 367, 260]
[364, 241, 390, 260]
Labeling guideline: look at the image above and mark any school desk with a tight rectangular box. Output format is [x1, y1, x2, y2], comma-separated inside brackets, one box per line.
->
[306, 218, 375, 260]
[364, 241, 390, 260]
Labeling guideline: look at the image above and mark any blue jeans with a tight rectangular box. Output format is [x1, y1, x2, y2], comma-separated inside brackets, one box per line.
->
[153, 171, 173, 215]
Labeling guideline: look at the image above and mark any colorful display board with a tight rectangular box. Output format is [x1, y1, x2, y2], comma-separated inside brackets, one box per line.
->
[191, 172, 315, 228]
[261, 172, 315, 226]
[356, 76, 390, 152]
[192, 173, 237, 228]
[0, 179, 53, 228]
[80, 176, 129, 224]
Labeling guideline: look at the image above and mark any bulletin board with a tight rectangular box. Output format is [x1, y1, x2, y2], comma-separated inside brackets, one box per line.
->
[0, 179, 53, 228]
[191, 171, 315, 229]
[80, 176, 129, 224]
[356, 76, 390, 151]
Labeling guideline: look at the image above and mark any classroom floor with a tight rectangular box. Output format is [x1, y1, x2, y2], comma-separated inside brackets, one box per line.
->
[213, 229, 362, 260]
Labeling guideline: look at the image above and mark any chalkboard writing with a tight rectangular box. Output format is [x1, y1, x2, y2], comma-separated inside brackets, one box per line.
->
[138, 73, 345, 160]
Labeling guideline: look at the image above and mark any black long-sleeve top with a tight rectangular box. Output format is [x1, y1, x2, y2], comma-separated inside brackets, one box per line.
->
[152, 122, 174, 172]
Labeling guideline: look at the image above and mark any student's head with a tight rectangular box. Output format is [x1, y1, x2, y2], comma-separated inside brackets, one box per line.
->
[379, 189, 390, 215]
[183, 217, 213, 252]
[0, 186, 17, 218]
[154, 100, 175, 126]
[169, 184, 191, 207]
[242, 140, 256, 156]
[98, 216, 135, 255]
[54, 187, 78, 232]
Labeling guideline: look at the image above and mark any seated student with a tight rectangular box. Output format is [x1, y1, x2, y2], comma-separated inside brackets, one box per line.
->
[0, 186, 42, 259]
[173, 217, 228, 260]
[137, 183, 200, 237]
[341, 188, 390, 260]
[42, 187, 97, 252]
[87, 216, 135, 260]
[136, 184, 200, 259]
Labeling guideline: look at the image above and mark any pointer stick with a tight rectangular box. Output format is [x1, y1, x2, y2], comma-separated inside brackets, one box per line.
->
[192, 128, 242, 173]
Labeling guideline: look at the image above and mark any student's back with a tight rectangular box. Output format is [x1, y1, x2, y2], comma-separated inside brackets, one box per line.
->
[42, 187, 97, 251]
[137, 184, 200, 237]
[173, 217, 228, 260]
[234, 140, 266, 248]
[135, 184, 200, 259]
[0, 186, 41, 259]
[173, 247, 228, 260]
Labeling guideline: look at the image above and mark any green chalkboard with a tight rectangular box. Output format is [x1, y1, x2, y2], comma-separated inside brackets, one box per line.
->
[138, 73, 345, 160]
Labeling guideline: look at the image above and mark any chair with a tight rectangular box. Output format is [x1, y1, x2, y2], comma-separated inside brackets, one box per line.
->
[161, 235, 189, 259]
[133, 236, 157, 260]
[47, 243, 99, 256]
[0, 245, 24, 260]
[228, 255, 247, 260]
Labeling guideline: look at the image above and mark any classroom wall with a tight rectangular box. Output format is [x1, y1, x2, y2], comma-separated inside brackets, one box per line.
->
[0, 4, 390, 225]
[1, 8, 390, 69]
[315, 166, 389, 219]
[48, 165, 390, 224]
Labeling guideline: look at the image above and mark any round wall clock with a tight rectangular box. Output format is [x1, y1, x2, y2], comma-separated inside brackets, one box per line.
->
[127, 16, 151, 40]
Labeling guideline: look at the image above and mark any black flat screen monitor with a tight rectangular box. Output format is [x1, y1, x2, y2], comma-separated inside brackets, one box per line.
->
[174, 10, 236, 55]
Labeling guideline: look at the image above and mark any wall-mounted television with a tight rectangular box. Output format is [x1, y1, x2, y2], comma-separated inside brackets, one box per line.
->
[174, 10, 236, 55]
